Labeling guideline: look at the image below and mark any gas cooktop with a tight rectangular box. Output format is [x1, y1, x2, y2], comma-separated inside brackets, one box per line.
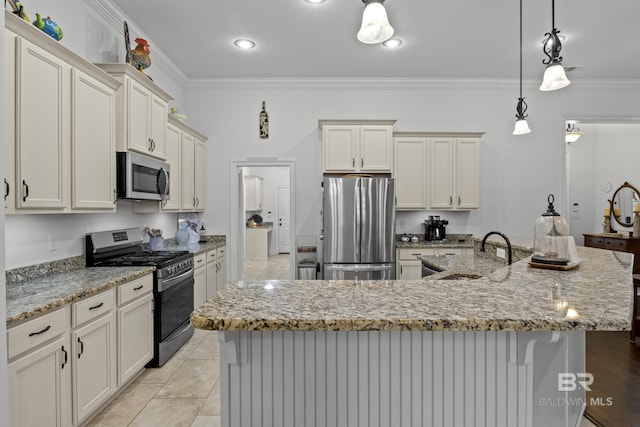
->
[98, 250, 191, 267]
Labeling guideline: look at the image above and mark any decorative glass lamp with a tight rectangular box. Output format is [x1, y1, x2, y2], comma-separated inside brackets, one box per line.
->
[532, 194, 577, 267]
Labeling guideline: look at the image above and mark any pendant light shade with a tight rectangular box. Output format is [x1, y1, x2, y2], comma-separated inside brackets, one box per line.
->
[357, 0, 394, 44]
[513, 0, 531, 135]
[540, 63, 570, 91]
[540, 0, 570, 91]
[514, 118, 532, 135]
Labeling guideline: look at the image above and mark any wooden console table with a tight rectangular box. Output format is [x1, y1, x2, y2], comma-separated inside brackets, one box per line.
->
[584, 233, 640, 341]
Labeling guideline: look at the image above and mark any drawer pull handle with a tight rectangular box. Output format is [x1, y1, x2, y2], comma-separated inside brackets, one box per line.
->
[61, 346, 68, 369]
[89, 302, 104, 310]
[28, 325, 51, 337]
[78, 337, 84, 359]
[133, 285, 144, 291]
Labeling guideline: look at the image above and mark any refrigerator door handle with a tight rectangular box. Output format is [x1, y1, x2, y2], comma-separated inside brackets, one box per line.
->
[325, 263, 394, 272]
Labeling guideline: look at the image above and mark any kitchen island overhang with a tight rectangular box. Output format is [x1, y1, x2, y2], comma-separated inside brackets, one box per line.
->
[192, 246, 632, 427]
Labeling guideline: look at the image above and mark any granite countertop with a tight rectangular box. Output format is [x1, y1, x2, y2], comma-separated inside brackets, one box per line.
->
[6, 266, 155, 326]
[161, 235, 226, 255]
[246, 222, 273, 229]
[191, 246, 633, 332]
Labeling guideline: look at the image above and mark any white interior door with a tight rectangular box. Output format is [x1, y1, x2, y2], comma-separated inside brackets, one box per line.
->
[278, 185, 291, 253]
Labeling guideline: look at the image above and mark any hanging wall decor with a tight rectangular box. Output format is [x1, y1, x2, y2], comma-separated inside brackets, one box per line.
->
[259, 101, 269, 139]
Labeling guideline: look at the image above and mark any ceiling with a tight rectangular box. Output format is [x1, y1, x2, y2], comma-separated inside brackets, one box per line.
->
[110, 0, 640, 81]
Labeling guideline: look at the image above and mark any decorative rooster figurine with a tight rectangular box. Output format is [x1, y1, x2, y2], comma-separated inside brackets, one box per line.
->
[129, 38, 151, 75]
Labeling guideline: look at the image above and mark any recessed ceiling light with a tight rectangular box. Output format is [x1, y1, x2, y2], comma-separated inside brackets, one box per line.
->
[382, 38, 403, 48]
[305, 0, 326, 3]
[234, 39, 255, 49]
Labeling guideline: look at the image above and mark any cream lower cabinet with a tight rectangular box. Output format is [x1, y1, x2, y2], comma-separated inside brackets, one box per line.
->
[7, 307, 72, 427]
[71, 289, 117, 425]
[320, 120, 396, 173]
[194, 253, 207, 308]
[206, 246, 227, 298]
[117, 275, 154, 386]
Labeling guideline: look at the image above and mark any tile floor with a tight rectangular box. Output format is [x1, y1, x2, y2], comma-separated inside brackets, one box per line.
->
[88, 253, 597, 427]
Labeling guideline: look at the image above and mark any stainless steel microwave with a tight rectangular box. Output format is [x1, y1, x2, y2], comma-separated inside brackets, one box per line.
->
[116, 151, 170, 201]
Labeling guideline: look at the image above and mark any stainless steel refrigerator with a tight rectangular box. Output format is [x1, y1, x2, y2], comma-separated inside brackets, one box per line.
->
[322, 177, 396, 280]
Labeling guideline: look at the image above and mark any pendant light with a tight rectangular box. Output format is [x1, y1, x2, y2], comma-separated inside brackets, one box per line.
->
[540, 0, 570, 91]
[357, 0, 394, 44]
[565, 123, 583, 143]
[513, 0, 531, 135]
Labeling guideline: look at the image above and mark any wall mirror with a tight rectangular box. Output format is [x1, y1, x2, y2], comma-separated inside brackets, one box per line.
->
[610, 181, 640, 227]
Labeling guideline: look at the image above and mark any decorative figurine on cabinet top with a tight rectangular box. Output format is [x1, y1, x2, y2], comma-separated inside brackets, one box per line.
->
[32, 13, 63, 41]
[129, 37, 152, 74]
[259, 101, 269, 139]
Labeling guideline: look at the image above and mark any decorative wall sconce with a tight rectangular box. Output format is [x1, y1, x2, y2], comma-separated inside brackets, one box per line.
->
[565, 123, 583, 143]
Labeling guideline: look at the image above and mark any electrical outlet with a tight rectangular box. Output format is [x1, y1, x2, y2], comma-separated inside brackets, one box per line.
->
[48, 235, 58, 252]
[496, 247, 506, 259]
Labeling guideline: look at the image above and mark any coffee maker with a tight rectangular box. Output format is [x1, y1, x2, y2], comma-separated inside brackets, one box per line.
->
[424, 216, 448, 241]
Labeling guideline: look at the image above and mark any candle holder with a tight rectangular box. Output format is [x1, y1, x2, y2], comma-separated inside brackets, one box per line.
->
[603, 215, 611, 233]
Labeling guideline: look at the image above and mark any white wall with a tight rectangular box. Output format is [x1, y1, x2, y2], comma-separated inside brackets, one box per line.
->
[187, 81, 640, 277]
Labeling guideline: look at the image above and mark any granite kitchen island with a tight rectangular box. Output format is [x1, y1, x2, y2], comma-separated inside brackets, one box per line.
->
[191, 246, 633, 427]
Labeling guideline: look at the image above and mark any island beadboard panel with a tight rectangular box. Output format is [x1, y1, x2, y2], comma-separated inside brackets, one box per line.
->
[218, 329, 584, 427]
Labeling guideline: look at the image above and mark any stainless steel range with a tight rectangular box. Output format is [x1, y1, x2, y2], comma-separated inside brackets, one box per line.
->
[86, 228, 194, 367]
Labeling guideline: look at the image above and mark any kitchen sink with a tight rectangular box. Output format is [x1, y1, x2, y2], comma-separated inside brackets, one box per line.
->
[439, 273, 483, 280]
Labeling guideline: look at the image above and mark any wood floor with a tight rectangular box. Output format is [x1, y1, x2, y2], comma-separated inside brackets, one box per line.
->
[585, 331, 640, 427]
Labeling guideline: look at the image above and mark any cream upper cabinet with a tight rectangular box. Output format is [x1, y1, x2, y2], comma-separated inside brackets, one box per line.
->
[180, 132, 196, 210]
[15, 36, 70, 209]
[429, 138, 456, 209]
[319, 120, 396, 173]
[193, 138, 206, 212]
[394, 136, 428, 210]
[162, 122, 182, 211]
[4, 28, 16, 213]
[429, 136, 481, 210]
[5, 11, 121, 214]
[71, 69, 118, 210]
[455, 138, 481, 209]
[95, 63, 173, 160]
[244, 175, 264, 211]
[393, 132, 482, 211]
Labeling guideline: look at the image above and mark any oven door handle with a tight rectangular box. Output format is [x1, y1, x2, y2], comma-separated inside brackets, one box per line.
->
[157, 268, 194, 292]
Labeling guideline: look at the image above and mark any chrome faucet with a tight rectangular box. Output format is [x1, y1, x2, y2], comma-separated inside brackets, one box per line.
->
[480, 231, 513, 265]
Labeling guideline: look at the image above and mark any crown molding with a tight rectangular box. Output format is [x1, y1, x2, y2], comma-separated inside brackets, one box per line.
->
[184, 77, 640, 91]
[86, 0, 188, 87]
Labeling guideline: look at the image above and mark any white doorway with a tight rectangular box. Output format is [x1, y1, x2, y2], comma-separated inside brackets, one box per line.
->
[229, 160, 296, 281]
[564, 117, 640, 245]
[277, 185, 291, 253]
